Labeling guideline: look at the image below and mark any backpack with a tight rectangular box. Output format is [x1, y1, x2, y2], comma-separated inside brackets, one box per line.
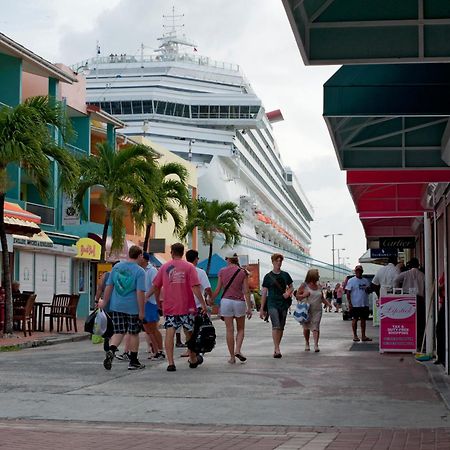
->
[187, 314, 216, 354]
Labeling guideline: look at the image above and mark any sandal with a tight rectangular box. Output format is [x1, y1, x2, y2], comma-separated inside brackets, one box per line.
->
[361, 337, 372, 342]
[189, 354, 204, 369]
[273, 352, 282, 359]
[353, 337, 360, 342]
[235, 353, 247, 362]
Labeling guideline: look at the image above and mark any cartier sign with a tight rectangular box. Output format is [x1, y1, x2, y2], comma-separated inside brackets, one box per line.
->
[380, 237, 415, 249]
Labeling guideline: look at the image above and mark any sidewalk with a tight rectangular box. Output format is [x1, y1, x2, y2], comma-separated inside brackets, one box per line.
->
[0, 319, 88, 350]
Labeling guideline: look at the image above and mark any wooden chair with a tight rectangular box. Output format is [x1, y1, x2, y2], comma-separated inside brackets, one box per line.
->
[13, 294, 36, 336]
[60, 294, 80, 332]
[44, 294, 72, 332]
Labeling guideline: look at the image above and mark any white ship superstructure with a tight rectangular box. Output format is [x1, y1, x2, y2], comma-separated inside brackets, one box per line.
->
[76, 26, 314, 281]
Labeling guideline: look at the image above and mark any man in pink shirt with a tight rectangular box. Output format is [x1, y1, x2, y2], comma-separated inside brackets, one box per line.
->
[147, 243, 208, 372]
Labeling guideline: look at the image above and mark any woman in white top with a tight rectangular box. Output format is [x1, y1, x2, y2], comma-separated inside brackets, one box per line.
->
[296, 269, 327, 352]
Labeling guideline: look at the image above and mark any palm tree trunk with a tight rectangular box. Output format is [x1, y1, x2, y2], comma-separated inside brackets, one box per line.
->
[206, 242, 213, 276]
[143, 223, 152, 252]
[0, 193, 13, 334]
[100, 209, 111, 262]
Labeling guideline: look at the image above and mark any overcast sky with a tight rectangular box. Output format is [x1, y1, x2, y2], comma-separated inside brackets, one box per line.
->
[2, 0, 366, 268]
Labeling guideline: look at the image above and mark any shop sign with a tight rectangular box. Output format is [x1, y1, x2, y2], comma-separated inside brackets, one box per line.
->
[13, 235, 54, 248]
[379, 294, 416, 353]
[76, 238, 101, 260]
[62, 194, 80, 226]
[380, 237, 415, 249]
[370, 248, 398, 258]
[246, 263, 260, 291]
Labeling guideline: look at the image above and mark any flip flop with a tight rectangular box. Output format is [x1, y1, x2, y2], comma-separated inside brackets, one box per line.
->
[361, 337, 373, 342]
[353, 337, 360, 342]
[235, 353, 247, 362]
[273, 352, 282, 359]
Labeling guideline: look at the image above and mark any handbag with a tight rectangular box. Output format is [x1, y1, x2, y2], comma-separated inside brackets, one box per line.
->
[293, 301, 310, 324]
[84, 309, 98, 334]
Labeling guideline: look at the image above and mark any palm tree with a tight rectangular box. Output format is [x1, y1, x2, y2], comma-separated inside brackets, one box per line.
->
[132, 162, 191, 252]
[0, 96, 79, 334]
[180, 198, 243, 275]
[74, 142, 159, 261]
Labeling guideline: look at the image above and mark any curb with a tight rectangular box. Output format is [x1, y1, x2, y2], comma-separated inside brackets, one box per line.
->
[424, 360, 450, 411]
[0, 333, 90, 352]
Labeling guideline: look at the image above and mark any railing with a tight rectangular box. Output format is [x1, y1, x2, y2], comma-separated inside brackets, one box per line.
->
[25, 202, 55, 226]
[66, 144, 87, 158]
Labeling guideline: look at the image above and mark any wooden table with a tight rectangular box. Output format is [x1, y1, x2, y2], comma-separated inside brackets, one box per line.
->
[33, 302, 49, 332]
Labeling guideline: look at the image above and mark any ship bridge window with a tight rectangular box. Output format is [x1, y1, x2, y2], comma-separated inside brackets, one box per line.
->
[122, 101, 132, 114]
[199, 105, 208, 119]
[183, 105, 190, 118]
[155, 100, 167, 115]
[210, 105, 219, 119]
[230, 105, 239, 119]
[100, 101, 112, 114]
[250, 106, 260, 118]
[132, 101, 143, 114]
[219, 105, 230, 119]
[240, 106, 250, 119]
[191, 105, 199, 118]
[111, 101, 122, 115]
[166, 102, 176, 115]
[174, 103, 184, 117]
[142, 100, 153, 114]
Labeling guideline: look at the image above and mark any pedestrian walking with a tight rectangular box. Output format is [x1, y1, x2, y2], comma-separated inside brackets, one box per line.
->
[296, 268, 325, 352]
[333, 283, 343, 313]
[142, 253, 165, 360]
[146, 243, 208, 372]
[211, 253, 252, 364]
[345, 265, 372, 342]
[99, 245, 146, 371]
[259, 253, 293, 358]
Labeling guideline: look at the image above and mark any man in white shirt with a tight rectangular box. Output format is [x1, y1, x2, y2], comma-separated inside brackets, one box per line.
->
[394, 257, 425, 349]
[345, 265, 372, 342]
[371, 256, 400, 296]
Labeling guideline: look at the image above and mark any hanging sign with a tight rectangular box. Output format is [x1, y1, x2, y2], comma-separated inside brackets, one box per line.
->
[379, 294, 416, 353]
[62, 194, 80, 226]
[76, 238, 101, 260]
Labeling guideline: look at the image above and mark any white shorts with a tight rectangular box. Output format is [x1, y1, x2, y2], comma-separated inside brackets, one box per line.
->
[220, 298, 246, 318]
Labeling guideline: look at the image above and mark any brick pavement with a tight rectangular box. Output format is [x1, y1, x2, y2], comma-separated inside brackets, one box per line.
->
[1, 420, 450, 449]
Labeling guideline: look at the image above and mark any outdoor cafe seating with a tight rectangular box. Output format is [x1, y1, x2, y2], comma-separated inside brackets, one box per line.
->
[12, 293, 37, 336]
[42, 294, 80, 333]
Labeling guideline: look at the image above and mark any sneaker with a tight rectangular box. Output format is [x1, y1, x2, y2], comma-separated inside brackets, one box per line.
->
[167, 364, 176, 372]
[115, 352, 130, 361]
[154, 351, 166, 360]
[103, 350, 114, 370]
[128, 360, 145, 370]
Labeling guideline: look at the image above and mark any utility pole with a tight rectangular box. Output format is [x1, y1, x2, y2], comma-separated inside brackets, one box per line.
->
[324, 233, 343, 281]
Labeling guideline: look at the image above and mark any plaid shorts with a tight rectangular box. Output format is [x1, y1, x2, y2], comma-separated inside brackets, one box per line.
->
[110, 311, 142, 335]
[164, 314, 195, 331]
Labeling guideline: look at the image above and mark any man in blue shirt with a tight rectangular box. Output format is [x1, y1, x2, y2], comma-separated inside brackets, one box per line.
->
[100, 245, 146, 370]
[345, 265, 372, 343]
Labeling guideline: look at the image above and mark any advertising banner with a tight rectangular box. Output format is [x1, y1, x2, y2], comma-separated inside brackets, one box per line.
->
[246, 263, 260, 291]
[379, 294, 416, 353]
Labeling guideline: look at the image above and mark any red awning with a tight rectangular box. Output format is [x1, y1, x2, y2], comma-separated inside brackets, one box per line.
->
[4, 202, 41, 224]
[347, 169, 450, 239]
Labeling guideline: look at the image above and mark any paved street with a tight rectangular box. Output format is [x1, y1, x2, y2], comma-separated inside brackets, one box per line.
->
[1, 312, 450, 448]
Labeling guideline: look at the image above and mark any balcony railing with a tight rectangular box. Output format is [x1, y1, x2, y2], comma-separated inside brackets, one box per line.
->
[66, 144, 87, 157]
[25, 202, 55, 226]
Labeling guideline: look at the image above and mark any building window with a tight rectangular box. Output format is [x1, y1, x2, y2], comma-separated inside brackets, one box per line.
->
[78, 261, 87, 293]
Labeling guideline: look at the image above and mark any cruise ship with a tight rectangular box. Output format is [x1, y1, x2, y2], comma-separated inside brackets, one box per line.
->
[75, 25, 314, 282]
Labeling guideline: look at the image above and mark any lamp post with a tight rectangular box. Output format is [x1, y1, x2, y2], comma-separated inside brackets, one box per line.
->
[324, 233, 343, 281]
[74, 62, 90, 76]
[142, 120, 149, 137]
[188, 139, 195, 162]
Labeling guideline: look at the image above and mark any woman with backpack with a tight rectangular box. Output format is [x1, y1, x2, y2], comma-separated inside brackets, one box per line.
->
[211, 254, 252, 364]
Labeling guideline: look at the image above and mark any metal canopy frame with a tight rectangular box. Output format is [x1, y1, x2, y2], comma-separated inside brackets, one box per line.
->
[282, 0, 450, 65]
[324, 64, 450, 169]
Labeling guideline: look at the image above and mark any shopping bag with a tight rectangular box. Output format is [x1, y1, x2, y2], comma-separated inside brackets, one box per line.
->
[93, 309, 108, 336]
[84, 309, 98, 334]
[293, 302, 310, 324]
[91, 334, 104, 345]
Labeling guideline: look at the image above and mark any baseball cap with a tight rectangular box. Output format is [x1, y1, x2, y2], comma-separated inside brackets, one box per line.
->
[225, 253, 239, 260]
[142, 252, 150, 261]
[354, 264, 363, 272]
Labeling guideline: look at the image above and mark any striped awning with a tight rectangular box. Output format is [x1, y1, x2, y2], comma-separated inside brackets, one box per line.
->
[4, 202, 41, 234]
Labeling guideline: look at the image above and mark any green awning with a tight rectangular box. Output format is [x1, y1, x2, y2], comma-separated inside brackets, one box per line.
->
[323, 64, 450, 169]
[282, 0, 450, 65]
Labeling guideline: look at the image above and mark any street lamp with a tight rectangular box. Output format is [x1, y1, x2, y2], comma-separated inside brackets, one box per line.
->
[188, 139, 195, 162]
[74, 62, 90, 76]
[324, 233, 343, 281]
[142, 120, 149, 137]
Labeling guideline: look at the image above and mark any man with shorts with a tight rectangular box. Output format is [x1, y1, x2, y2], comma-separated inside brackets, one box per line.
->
[260, 253, 294, 358]
[100, 245, 146, 370]
[147, 243, 208, 372]
[345, 265, 372, 342]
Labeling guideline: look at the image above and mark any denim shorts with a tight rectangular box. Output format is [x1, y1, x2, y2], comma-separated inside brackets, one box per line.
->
[268, 307, 288, 330]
